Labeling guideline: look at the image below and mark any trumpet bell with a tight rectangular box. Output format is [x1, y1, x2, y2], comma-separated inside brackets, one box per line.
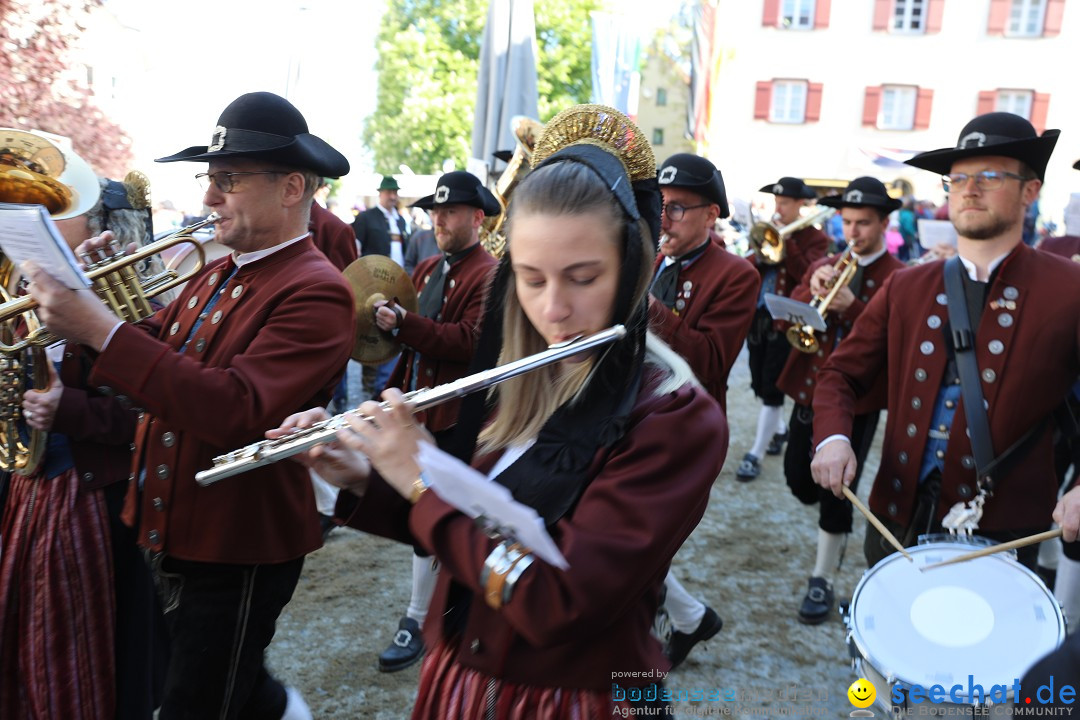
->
[785, 324, 820, 354]
[343, 256, 419, 365]
[749, 221, 784, 264]
[0, 129, 100, 220]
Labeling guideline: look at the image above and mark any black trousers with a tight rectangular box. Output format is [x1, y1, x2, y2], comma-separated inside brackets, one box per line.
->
[784, 405, 880, 534]
[747, 307, 791, 407]
[153, 554, 304, 720]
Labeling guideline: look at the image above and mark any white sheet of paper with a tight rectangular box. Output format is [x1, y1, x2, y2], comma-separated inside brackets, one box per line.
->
[918, 219, 958, 250]
[0, 203, 91, 290]
[763, 293, 826, 332]
[416, 442, 569, 570]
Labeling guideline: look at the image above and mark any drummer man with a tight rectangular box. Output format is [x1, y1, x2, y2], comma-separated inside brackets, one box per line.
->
[811, 112, 1080, 569]
[369, 170, 499, 672]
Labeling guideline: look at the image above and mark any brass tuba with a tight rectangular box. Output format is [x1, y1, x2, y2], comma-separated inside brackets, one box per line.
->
[479, 116, 544, 259]
[785, 247, 858, 354]
[749, 206, 835, 265]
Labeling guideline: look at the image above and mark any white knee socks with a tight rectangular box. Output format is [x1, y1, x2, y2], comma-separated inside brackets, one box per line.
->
[406, 554, 439, 624]
[811, 529, 845, 582]
[749, 405, 784, 459]
[664, 571, 706, 633]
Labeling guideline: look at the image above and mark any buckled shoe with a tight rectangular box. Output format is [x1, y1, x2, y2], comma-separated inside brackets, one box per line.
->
[766, 431, 788, 456]
[378, 616, 425, 672]
[735, 453, 761, 482]
[665, 606, 723, 669]
[797, 577, 834, 625]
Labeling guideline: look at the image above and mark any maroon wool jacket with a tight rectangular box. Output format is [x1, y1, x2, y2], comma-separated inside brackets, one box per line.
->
[1039, 234, 1080, 262]
[748, 225, 830, 301]
[101, 237, 355, 564]
[776, 251, 904, 413]
[813, 244, 1080, 531]
[336, 370, 726, 690]
[387, 244, 497, 433]
[648, 241, 760, 412]
[309, 202, 358, 272]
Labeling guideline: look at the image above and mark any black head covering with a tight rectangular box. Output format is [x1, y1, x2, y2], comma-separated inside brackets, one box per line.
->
[1073, 159, 1079, 170]
[411, 170, 501, 216]
[758, 176, 816, 199]
[658, 153, 729, 218]
[155, 92, 350, 178]
[818, 176, 902, 212]
[906, 112, 1059, 181]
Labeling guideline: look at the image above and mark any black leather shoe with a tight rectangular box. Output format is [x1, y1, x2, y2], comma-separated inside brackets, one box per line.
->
[735, 453, 760, 482]
[378, 617, 425, 672]
[797, 577, 834, 625]
[766, 431, 788, 456]
[665, 606, 723, 669]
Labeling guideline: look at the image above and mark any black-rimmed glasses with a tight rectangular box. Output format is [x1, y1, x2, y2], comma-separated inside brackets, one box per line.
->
[662, 202, 710, 221]
[196, 170, 285, 194]
[941, 171, 1030, 194]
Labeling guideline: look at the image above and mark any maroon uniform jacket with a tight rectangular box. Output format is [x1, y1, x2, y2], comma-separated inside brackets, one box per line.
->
[648, 242, 760, 411]
[309, 202, 358, 272]
[813, 244, 1080, 531]
[101, 238, 355, 564]
[1039, 235, 1080, 262]
[336, 369, 726, 689]
[749, 225, 829, 300]
[387, 245, 497, 433]
[777, 251, 904, 413]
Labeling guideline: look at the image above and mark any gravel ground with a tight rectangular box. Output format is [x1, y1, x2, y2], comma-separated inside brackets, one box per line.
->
[267, 349, 886, 719]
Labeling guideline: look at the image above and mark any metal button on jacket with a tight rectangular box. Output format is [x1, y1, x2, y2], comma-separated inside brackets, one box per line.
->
[156, 464, 170, 479]
[161, 431, 176, 448]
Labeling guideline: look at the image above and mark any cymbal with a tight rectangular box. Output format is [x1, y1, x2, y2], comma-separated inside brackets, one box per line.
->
[342, 256, 418, 365]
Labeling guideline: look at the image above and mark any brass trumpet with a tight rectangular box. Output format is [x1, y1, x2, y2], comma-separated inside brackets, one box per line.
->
[785, 247, 857, 354]
[0, 213, 219, 354]
[749, 207, 835, 265]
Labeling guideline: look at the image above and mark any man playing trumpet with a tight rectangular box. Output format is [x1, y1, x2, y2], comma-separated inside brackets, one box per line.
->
[776, 177, 904, 624]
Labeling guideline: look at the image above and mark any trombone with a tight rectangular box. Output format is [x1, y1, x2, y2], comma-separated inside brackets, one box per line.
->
[748, 207, 835, 265]
[785, 247, 858, 354]
[0, 213, 219, 353]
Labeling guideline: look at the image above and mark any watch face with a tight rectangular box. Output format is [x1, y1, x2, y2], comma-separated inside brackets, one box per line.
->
[0, 130, 66, 177]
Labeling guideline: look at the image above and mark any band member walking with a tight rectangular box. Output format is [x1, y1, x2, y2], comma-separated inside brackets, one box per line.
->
[811, 112, 1080, 570]
[776, 177, 904, 624]
[739, 177, 828, 480]
[26, 91, 356, 719]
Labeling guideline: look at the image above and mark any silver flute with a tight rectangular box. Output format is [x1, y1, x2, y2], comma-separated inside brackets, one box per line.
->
[194, 325, 627, 486]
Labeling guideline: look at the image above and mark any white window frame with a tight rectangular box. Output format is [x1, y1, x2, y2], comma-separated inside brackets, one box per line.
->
[770, 80, 808, 124]
[1007, 0, 1046, 37]
[781, 0, 816, 29]
[996, 89, 1033, 119]
[878, 85, 917, 130]
[893, 0, 926, 33]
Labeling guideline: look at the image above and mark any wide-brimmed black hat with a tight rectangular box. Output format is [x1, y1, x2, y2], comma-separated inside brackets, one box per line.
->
[818, 176, 901, 212]
[658, 153, 729, 219]
[155, 92, 350, 178]
[758, 176, 816, 199]
[906, 112, 1059, 181]
[411, 171, 500, 216]
[1073, 159, 1079, 170]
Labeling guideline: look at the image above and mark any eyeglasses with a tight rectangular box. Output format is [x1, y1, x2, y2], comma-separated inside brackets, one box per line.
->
[941, 171, 1030, 194]
[195, 170, 285, 193]
[662, 202, 710, 221]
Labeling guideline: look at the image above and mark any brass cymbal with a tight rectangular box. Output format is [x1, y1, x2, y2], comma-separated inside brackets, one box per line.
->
[343, 256, 418, 365]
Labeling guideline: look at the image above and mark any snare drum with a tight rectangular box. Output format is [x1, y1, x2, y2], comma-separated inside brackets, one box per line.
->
[846, 539, 1064, 714]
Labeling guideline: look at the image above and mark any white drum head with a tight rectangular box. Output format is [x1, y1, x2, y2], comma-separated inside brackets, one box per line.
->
[849, 541, 1064, 701]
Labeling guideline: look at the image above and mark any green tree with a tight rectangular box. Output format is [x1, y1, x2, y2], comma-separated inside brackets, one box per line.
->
[364, 0, 606, 175]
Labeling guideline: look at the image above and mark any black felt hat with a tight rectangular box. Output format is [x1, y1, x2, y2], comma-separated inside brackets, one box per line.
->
[411, 171, 500, 216]
[657, 153, 729, 219]
[818, 177, 901, 212]
[906, 112, 1059, 181]
[155, 92, 350, 178]
[758, 176, 816, 199]
[1073, 158, 1079, 170]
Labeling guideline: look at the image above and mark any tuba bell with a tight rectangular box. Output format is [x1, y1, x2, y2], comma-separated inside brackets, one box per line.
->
[479, 116, 544, 259]
[785, 247, 858, 354]
[749, 206, 835, 265]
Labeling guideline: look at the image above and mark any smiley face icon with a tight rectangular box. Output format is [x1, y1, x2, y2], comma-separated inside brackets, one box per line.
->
[848, 678, 876, 709]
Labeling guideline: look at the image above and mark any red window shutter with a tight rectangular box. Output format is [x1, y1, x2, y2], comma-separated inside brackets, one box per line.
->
[872, 0, 892, 30]
[814, 0, 831, 29]
[1030, 93, 1050, 134]
[806, 83, 823, 122]
[862, 86, 882, 126]
[754, 81, 773, 120]
[914, 88, 934, 129]
[763, 0, 780, 26]
[926, 0, 945, 33]
[1044, 0, 1065, 36]
[987, 0, 1009, 34]
[977, 90, 996, 115]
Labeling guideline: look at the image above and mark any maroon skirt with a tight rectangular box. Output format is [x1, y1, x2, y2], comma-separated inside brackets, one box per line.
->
[0, 468, 116, 720]
[411, 640, 639, 719]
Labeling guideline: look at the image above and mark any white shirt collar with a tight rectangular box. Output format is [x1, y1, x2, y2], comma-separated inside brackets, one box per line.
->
[232, 233, 309, 267]
[855, 246, 888, 267]
[378, 204, 401, 224]
[958, 251, 1010, 282]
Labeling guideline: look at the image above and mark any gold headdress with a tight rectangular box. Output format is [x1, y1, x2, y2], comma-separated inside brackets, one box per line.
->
[530, 104, 655, 182]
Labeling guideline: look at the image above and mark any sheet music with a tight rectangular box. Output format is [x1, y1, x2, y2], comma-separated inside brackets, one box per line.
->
[0, 203, 91, 290]
[416, 442, 569, 569]
[763, 293, 827, 332]
[918, 219, 958, 250]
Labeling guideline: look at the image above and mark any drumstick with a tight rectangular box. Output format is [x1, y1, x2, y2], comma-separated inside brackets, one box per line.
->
[842, 485, 914, 562]
[920, 528, 1063, 571]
